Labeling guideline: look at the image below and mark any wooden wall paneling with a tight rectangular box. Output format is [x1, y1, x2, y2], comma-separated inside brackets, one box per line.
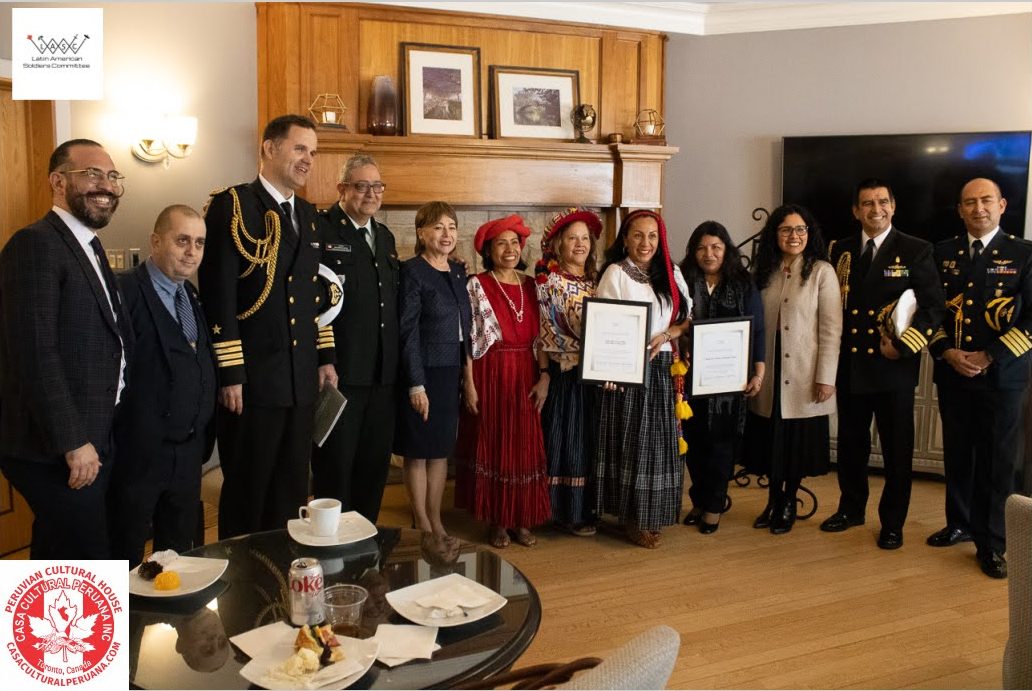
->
[639, 34, 665, 122]
[600, 34, 643, 140]
[258, 3, 303, 126]
[1, 80, 31, 248]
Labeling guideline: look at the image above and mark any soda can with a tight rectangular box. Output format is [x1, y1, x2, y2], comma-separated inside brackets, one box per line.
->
[289, 557, 325, 626]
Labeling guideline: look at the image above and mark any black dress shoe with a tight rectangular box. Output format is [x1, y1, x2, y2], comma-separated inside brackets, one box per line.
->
[699, 520, 720, 535]
[770, 498, 797, 535]
[819, 512, 865, 533]
[978, 551, 1007, 579]
[926, 525, 972, 547]
[877, 529, 903, 550]
[683, 507, 703, 526]
[752, 503, 774, 529]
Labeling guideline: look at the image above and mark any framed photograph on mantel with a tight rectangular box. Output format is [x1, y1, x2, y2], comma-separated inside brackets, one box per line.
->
[489, 66, 579, 140]
[579, 298, 651, 387]
[401, 42, 481, 137]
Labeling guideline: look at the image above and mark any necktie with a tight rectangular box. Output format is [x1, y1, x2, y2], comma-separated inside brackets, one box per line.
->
[280, 201, 297, 234]
[89, 236, 121, 316]
[856, 238, 875, 279]
[971, 239, 984, 260]
[364, 225, 375, 253]
[175, 284, 198, 347]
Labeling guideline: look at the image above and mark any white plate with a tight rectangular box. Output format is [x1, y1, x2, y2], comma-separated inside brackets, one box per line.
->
[385, 573, 507, 628]
[288, 511, 378, 547]
[129, 556, 229, 598]
[239, 633, 379, 690]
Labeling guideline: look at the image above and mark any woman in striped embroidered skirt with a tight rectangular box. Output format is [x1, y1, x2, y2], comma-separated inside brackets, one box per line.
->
[535, 207, 603, 536]
[595, 210, 692, 549]
[455, 215, 551, 549]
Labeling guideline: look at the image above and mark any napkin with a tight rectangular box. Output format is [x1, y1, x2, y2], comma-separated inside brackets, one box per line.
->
[372, 624, 438, 666]
[233, 622, 367, 690]
[230, 621, 293, 659]
[413, 583, 493, 618]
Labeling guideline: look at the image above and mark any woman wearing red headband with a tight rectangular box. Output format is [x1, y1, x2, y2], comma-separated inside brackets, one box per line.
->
[455, 215, 551, 549]
[535, 207, 603, 537]
[595, 210, 691, 548]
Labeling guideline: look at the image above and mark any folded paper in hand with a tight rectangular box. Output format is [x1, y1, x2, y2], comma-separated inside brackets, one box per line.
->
[314, 385, 347, 447]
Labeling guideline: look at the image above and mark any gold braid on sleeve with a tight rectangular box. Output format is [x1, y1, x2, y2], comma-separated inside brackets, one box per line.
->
[228, 188, 280, 320]
[945, 293, 965, 349]
[835, 251, 852, 310]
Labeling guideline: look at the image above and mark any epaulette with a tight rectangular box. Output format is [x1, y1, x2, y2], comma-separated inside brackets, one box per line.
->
[202, 186, 231, 216]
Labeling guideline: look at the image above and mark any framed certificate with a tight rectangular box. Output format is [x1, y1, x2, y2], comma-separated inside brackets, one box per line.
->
[687, 316, 752, 397]
[579, 298, 652, 387]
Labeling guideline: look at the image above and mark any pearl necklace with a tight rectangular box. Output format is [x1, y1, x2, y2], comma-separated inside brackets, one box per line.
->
[490, 270, 525, 323]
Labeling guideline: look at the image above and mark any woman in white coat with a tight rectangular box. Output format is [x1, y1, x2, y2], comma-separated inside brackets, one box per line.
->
[745, 204, 842, 534]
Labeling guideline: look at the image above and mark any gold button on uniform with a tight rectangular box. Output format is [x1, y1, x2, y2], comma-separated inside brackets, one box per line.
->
[288, 275, 293, 282]
[289, 296, 294, 304]
[965, 299, 973, 306]
[851, 309, 858, 315]
[964, 318, 971, 324]
[290, 318, 296, 325]
[292, 339, 298, 346]
[851, 328, 857, 334]
[867, 310, 875, 316]
[867, 348, 874, 354]
[867, 329, 874, 335]
[851, 347, 858, 353]
[964, 336, 972, 343]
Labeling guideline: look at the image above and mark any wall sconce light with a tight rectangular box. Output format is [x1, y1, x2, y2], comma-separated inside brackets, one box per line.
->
[131, 115, 198, 168]
[308, 94, 348, 130]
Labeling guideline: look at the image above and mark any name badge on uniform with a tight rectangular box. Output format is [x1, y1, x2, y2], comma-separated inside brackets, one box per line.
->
[325, 243, 351, 253]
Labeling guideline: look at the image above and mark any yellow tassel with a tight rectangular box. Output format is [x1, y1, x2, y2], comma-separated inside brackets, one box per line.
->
[670, 360, 688, 376]
[676, 400, 693, 420]
[678, 437, 688, 455]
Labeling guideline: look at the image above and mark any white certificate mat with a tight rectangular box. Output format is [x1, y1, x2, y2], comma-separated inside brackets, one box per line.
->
[580, 298, 652, 386]
[688, 317, 751, 396]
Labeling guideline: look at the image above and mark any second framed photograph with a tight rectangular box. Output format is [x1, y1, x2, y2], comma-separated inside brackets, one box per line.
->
[580, 298, 652, 387]
[489, 65, 579, 140]
[401, 42, 481, 137]
[686, 316, 752, 397]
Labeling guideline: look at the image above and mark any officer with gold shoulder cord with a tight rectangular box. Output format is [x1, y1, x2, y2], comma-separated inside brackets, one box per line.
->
[199, 114, 338, 539]
[927, 177, 1032, 579]
[821, 178, 946, 550]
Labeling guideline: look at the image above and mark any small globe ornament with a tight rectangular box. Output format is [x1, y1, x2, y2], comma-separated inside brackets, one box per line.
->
[573, 103, 597, 144]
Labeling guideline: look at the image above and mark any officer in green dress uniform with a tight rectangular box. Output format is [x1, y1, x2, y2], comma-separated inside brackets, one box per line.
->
[199, 114, 338, 539]
[927, 177, 1032, 579]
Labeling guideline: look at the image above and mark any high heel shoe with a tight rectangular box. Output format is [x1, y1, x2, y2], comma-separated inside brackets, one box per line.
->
[682, 507, 703, 526]
[752, 503, 774, 529]
[770, 496, 797, 535]
[699, 512, 721, 534]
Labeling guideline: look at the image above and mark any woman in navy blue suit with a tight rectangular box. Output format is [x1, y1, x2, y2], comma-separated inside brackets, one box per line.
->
[396, 201, 472, 546]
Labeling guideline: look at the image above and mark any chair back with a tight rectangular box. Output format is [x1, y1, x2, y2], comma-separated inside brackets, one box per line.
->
[1004, 493, 1032, 689]
[559, 624, 680, 690]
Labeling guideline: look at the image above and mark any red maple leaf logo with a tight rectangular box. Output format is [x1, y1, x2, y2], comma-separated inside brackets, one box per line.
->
[28, 590, 97, 663]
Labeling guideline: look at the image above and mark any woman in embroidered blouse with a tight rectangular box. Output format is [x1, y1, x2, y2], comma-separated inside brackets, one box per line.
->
[744, 205, 841, 534]
[395, 202, 472, 548]
[535, 207, 603, 536]
[455, 215, 551, 549]
[595, 210, 691, 549]
[679, 221, 766, 534]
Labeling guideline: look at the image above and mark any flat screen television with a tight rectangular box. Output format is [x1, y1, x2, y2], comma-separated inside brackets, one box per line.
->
[782, 131, 1031, 244]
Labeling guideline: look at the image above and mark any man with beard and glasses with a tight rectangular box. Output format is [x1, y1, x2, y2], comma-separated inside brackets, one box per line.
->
[0, 139, 132, 558]
[200, 114, 337, 538]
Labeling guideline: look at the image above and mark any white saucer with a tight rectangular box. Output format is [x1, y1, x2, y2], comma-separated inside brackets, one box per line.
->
[386, 573, 507, 628]
[129, 556, 228, 597]
[287, 511, 378, 547]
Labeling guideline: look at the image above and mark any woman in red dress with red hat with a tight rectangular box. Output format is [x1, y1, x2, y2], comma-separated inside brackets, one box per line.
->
[455, 215, 552, 548]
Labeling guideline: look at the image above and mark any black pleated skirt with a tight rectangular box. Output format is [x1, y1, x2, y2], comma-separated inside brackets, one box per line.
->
[393, 362, 462, 459]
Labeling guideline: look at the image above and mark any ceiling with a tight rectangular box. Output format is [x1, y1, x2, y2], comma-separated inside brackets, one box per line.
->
[377, 1, 1032, 35]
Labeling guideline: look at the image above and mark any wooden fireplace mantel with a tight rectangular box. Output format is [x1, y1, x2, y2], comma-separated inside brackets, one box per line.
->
[305, 130, 679, 216]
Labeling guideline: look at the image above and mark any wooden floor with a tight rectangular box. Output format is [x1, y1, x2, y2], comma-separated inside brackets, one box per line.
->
[5, 472, 1007, 688]
[378, 473, 1007, 690]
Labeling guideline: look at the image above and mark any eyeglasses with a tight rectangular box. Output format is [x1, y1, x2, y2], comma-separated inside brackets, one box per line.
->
[345, 181, 386, 195]
[62, 168, 127, 196]
[777, 225, 808, 237]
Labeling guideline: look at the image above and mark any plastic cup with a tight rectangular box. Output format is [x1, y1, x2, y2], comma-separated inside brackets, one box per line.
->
[323, 584, 368, 637]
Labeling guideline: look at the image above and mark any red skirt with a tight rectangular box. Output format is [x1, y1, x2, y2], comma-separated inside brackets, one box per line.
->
[455, 343, 551, 529]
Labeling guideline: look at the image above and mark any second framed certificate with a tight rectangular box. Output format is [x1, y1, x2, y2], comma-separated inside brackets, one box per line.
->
[687, 316, 752, 397]
[580, 298, 652, 387]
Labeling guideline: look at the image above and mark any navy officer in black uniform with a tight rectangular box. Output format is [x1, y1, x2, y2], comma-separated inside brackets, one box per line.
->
[927, 177, 1032, 578]
[110, 204, 216, 565]
[200, 114, 338, 539]
[313, 154, 400, 523]
[822, 178, 946, 549]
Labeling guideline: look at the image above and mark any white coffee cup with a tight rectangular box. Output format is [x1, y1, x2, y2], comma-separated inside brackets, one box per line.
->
[298, 498, 341, 537]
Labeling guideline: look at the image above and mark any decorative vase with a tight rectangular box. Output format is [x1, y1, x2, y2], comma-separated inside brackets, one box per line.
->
[367, 76, 398, 135]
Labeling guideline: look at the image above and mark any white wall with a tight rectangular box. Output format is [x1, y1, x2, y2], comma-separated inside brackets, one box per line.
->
[1, 3, 259, 255]
[663, 13, 1032, 252]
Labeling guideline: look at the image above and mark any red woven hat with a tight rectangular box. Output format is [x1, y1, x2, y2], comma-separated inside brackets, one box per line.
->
[474, 214, 531, 253]
[542, 207, 602, 246]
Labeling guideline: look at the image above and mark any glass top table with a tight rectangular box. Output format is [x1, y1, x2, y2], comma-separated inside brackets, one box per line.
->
[128, 527, 540, 689]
